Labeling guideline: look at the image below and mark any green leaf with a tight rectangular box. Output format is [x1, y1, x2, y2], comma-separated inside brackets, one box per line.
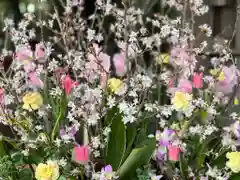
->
[135, 123, 148, 145]
[179, 153, 188, 179]
[123, 126, 137, 162]
[58, 176, 67, 180]
[0, 141, 6, 157]
[117, 137, 156, 180]
[19, 168, 33, 180]
[106, 112, 126, 170]
[229, 173, 240, 180]
[104, 106, 118, 126]
[25, 149, 45, 165]
[200, 110, 208, 124]
[11, 152, 24, 166]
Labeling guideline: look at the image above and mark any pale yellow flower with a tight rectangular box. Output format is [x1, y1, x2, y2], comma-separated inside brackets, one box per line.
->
[172, 91, 192, 111]
[234, 97, 239, 105]
[226, 152, 240, 173]
[156, 53, 169, 64]
[22, 92, 43, 111]
[209, 68, 219, 76]
[108, 78, 123, 94]
[218, 71, 225, 81]
[210, 68, 225, 81]
[35, 160, 59, 180]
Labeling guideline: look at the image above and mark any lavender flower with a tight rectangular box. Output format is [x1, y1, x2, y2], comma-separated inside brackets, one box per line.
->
[60, 126, 77, 141]
[100, 165, 115, 180]
[156, 128, 175, 147]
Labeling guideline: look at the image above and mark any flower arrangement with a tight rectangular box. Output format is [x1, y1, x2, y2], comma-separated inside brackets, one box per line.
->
[0, 0, 240, 179]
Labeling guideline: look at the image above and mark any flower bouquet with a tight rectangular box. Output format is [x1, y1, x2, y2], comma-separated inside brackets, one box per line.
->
[0, 0, 240, 180]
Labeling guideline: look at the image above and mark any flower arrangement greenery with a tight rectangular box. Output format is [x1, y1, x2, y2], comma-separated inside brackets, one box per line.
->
[0, 0, 240, 180]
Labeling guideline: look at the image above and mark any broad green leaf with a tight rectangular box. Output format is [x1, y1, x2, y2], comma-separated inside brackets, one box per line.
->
[0, 141, 6, 157]
[106, 112, 126, 170]
[58, 176, 67, 180]
[19, 168, 33, 180]
[229, 173, 240, 180]
[179, 153, 188, 179]
[104, 106, 118, 126]
[135, 122, 148, 145]
[11, 152, 24, 166]
[123, 126, 137, 162]
[117, 137, 156, 180]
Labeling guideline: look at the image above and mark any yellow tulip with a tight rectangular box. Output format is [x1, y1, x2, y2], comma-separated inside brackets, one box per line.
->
[172, 91, 192, 111]
[108, 78, 123, 94]
[218, 71, 225, 81]
[23, 92, 43, 111]
[234, 97, 239, 105]
[226, 152, 240, 173]
[156, 53, 169, 64]
[35, 160, 59, 180]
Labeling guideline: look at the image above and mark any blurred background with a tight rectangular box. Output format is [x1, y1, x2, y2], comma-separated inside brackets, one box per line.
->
[0, 0, 240, 59]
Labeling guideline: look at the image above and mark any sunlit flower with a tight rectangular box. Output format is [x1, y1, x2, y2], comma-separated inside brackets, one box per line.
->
[35, 160, 59, 180]
[218, 71, 225, 81]
[209, 68, 221, 77]
[226, 152, 240, 173]
[156, 53, 170, 64]
[234, 97, 239, 105]
[22, 92, 43, 111]
[172, 91, 192, 111]
[108, 78, 123, 94]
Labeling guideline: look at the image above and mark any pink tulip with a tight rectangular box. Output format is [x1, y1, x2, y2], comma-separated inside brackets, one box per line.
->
[15, 47, 32, 62]
[24, 62, 36, 73]
[62, 75, 78, 95]
[100, 72, 108, 88]
[170, 48, 197, 75]
[178, 79, 192, 93]
[55, 66, 69, 80]
[84, 43, 111, 84]
[29, 71, 44, 89]
[112, 52, 126, 76]
[168, 145, 181, 161]
[73, 146, 89, 165]
[171, 48, 190, 66]
[35, 43, 45, 59]
[193, 72, 203, 88]
[168, 79, 174, 87]
[0, 89, 4, 104]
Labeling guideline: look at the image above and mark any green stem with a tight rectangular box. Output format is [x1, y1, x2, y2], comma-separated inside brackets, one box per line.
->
[80, 170, 84, 180]
[51, 109, 62, 142]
